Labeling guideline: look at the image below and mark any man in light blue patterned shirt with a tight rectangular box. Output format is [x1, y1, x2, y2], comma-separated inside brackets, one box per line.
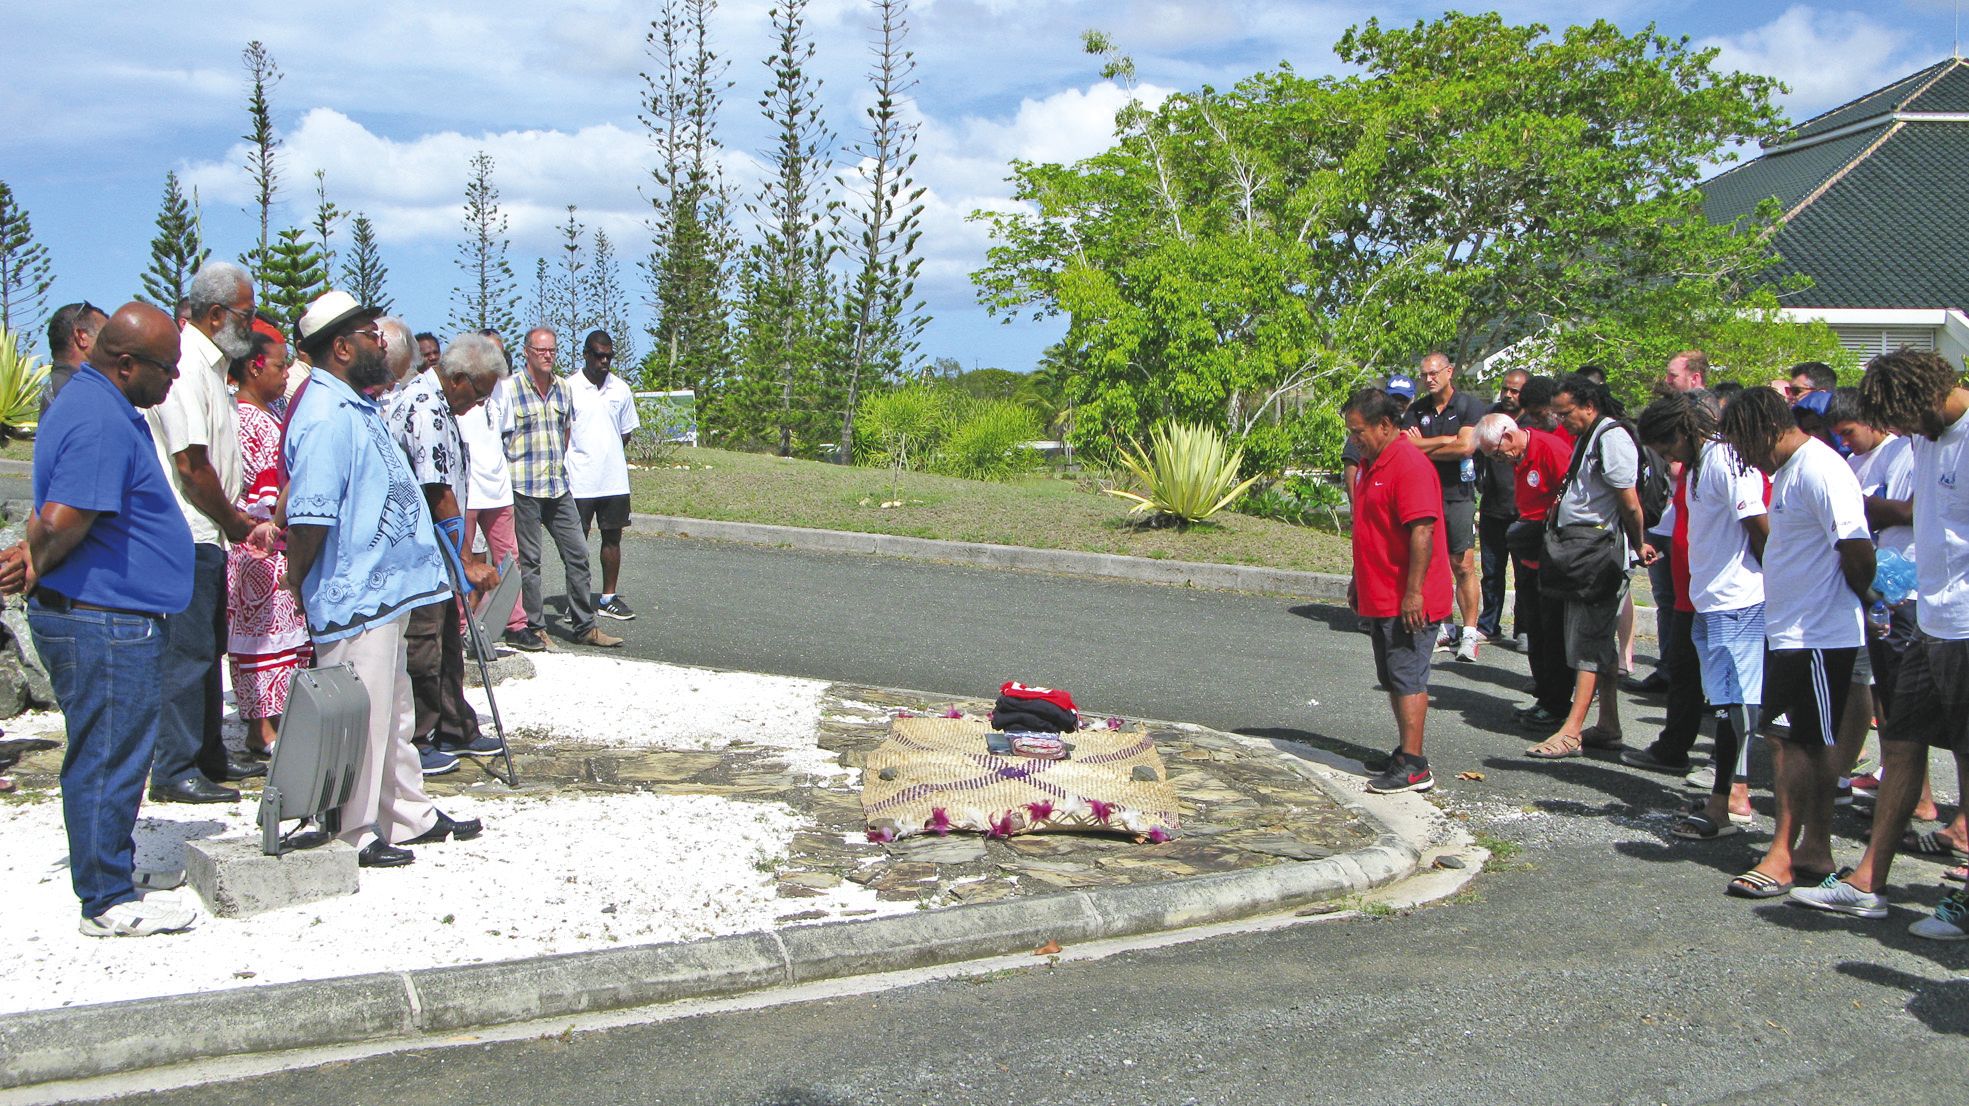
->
[501, 327, 621, 650]
[283, 292, 484, 868]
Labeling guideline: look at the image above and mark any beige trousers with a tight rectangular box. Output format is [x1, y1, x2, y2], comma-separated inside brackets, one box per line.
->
[316, 614, 438, 848]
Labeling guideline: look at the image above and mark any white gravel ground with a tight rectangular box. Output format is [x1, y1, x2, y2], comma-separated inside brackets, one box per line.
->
[0, 654, 897, 1014]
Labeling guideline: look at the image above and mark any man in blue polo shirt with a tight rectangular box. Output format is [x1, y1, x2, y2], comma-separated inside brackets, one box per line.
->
[283, 291, 484, 868]
[13, 303, 198, 936]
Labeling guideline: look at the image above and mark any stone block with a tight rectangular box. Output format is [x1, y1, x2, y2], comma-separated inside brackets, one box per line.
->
[464, 652, 536, 688]
[184, 834, 359, 918]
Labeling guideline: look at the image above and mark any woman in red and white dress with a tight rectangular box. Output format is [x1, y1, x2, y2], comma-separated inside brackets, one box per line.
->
[226, 321, 311, 756]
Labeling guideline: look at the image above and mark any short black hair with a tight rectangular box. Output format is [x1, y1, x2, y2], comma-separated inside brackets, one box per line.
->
[1578, 363, 1607, 385]
[1791, 361, 1838, 391]
[1518, 375, 1558, 412]
[583, 329, 613, 354]
[415, 331, 439, 347]
[1342, 387, 1403, 427]
[46, 301, 105, 360]
[1713, 381, 1744, 404]
[1824, 386, 1867, 427]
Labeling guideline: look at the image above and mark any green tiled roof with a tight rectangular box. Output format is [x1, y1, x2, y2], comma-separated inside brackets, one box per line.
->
[1698, 59, 1969, 310]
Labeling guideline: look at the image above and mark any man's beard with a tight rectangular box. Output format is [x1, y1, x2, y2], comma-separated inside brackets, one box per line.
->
[347, 343, 393, 391]
[212, 312, 252, 360]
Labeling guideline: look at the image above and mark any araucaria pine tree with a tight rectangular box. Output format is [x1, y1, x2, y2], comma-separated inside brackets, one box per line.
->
[555, 205, 588, 372]
[260, 227, 328, 331]
[450, 151, 520, 338]
[311, 169, 344, 274]
[140, 171, 210, 309]
[0, 181, 53, 357]
[736, 0, 838, 456]
[834, 0, 928, 460]
[341, 214, 392, 312]
[588, 229, 634, 366]
[641, 0, 737, 399]
[239, 40, 283, 285]
[530, 257, 553, 331]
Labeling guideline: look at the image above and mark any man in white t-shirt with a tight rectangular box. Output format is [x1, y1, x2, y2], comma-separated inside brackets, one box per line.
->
[1635, 393, 1769, 840]
[1827, 393, 1937, 816]
[459, 330, 526, 638]
[566, 331, 643, 621]
[1797, 350, 1969, 936]
[1718, 388, 1874, 901]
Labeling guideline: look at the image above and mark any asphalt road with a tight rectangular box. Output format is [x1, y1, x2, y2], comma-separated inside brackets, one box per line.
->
[96, 531, 1969, 1104]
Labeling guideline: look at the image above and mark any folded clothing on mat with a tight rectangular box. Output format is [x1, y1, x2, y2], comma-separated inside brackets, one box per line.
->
[1007, 731, 1068, 759]
[991, 698, 1079, 733]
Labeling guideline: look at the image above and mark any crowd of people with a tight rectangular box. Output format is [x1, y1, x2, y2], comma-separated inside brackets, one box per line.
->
[18, 266, 646, 937]
[1346, 348, 1969, 943]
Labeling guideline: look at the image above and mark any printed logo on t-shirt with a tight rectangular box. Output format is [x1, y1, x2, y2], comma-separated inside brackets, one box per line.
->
[1527, 471, 1541, 487]
[1735, 499, 1746, 511]
[1943, 471, 1957, 490]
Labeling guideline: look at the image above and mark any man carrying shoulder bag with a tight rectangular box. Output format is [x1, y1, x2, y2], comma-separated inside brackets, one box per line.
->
[1530, 373, 1656, 759]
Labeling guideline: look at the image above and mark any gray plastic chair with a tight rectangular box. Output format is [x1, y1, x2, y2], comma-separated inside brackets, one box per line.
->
[258, 663, 369, 855]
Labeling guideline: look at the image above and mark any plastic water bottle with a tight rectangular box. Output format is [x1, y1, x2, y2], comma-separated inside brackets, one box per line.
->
[1459, 457, 1476, 484]
[1868, 599, 1892, 638]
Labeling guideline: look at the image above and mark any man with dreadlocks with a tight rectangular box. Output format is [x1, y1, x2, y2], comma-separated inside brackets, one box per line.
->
[1793, 349, 1969, 937]
[1634, 391, 1767, 839]
[1718, 387, 1873, 900]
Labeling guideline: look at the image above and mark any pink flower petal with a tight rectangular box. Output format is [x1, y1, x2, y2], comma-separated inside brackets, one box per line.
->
[1147, 827, 1172, 844]
[927, 808, 952, 837]
[1089, 799, 1115, 824]
[1026, 801, 1055, 822]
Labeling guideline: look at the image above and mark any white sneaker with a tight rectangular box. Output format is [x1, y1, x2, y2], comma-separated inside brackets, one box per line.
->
[79, 897, 199, 937]
[1788, 873, 1888, 919]
[1909, 891, 1969, 941]
[1455, 629, 1480, 663]
[1434, 625, 1455, 651]
[1684, 765, 1716, 790]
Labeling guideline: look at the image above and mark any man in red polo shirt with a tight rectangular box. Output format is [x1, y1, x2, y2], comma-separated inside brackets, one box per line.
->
[1347, 387, 1454, 793]
[1475, 410, 1574, 726]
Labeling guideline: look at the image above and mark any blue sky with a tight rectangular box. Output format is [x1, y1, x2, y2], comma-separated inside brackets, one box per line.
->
[3, 1, 1962, 373]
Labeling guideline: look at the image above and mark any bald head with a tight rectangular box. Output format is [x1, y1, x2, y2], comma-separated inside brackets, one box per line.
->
[91, 302, 180, 408]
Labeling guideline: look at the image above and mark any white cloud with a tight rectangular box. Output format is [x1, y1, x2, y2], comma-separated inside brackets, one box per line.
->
[1699, 6, 1921, 121]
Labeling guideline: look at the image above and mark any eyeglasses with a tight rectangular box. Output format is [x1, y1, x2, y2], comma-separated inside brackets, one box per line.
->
[343, 326, 383, 346]
[1786, 385, 1811, 398]
[122, 351, 177, 375]
[527, 345, 558, 356]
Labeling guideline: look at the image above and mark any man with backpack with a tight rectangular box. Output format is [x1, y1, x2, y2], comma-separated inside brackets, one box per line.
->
[1528, 374, 1654, 759]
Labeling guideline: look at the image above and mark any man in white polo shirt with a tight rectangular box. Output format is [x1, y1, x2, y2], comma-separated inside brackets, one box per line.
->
[1796, 349, 1969, 936]
[566, 330, 642, 621]
[1718, 388, 1874, 901]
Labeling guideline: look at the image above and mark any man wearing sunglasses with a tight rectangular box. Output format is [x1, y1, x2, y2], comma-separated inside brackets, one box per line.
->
[39, 301, 108, 420]
[567, 330, 642, 622]
[1788, 361, 1838, 405]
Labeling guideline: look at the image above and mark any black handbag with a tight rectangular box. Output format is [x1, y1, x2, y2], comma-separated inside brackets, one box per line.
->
[1505, 518, 1545, 562]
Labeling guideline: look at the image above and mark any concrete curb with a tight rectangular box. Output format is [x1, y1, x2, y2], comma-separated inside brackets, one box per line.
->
[631, 513, 1353, 602]
[0, 780, 1423, 1090]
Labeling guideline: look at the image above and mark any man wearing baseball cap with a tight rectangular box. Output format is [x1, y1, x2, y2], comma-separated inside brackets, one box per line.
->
[282, 291, 482, 867]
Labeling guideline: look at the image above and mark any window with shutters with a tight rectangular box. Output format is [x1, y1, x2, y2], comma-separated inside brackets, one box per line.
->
[1833, 325, 1938, 366]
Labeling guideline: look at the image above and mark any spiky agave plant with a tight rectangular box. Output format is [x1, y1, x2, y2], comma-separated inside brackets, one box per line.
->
[0, 329, 50, 440]
[1104, 422, 1264, 525]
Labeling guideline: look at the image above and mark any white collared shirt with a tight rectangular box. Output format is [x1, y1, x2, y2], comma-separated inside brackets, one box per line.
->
[564, 370, 640, 499]
[146, 323, 242, 547]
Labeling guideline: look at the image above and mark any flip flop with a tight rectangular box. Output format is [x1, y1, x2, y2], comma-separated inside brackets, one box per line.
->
[1727, 870, 1792, 899]
[1526, 734, 1583, 759]
[1579, 726, 1625, 751]
[1944, 864, 1967, 884]
[1672, 813, 1742, 840]
[1903, 829, 1969, 860]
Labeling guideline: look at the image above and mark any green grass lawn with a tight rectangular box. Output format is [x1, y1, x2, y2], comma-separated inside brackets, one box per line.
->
[627, 446, 1356, 575]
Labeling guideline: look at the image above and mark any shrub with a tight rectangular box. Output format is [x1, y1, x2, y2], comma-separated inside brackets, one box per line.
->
[934, 399, 1044, 481]
[1106, 422, 1265, 525]
[0, 331, 48, 439]
[854, 385, 956, 470]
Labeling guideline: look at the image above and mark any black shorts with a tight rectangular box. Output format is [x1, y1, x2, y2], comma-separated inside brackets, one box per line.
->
[1881, 634, 1969, 754]
[1763, 647, 1856, 747]
[1442, 497, 1477, 556]
[1370, 617, 1439, 697]
[577, 494, 632, 533]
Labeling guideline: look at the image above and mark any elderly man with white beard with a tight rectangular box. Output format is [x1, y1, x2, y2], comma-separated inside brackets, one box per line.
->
[145, 262, 277, 805]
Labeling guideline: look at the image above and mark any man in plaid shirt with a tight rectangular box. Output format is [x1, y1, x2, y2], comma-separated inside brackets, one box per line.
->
[501, 327, 623, 650]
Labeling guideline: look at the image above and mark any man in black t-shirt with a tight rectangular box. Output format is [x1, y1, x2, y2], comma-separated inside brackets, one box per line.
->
[1403, 353, 1490, 660]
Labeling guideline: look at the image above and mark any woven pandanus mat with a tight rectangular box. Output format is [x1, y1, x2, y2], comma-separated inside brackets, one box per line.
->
[862, 716, 1181, 842]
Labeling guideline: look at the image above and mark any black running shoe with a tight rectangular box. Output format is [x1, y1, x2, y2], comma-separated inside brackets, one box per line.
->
[1366, 753, 1435, 794]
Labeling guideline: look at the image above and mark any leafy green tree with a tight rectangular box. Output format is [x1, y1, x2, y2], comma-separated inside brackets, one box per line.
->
[0, 181, 52, 358]
[140, 171, 211, 310]
[642, 0, 738, 400]
[259, 226, 328, 331]
[450, 151, 520, 338]
[734, 0, 839, 456]
[832, 0, 928, 461]
[974, 15, 1807, 467]
[341, 213, 391, 312]
[239, 40, 283, 285]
